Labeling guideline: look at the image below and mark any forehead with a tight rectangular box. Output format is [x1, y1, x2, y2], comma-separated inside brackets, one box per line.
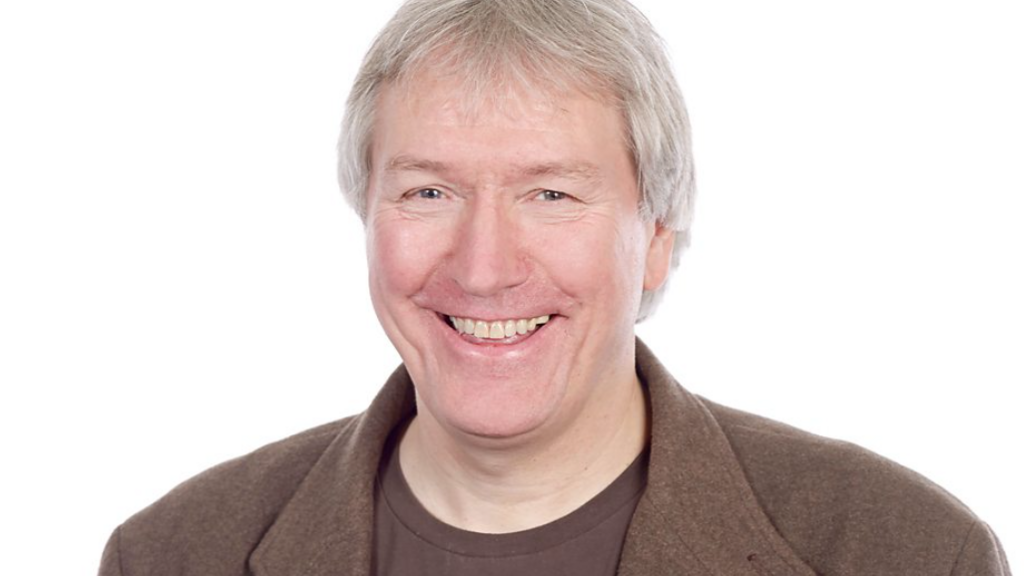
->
[389, 54, 619, 117]
[371, 69, 633, 177]
[383, 68, 611, 127]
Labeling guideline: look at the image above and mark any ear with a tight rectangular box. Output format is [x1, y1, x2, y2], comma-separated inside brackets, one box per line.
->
[643, 223, 675, 291]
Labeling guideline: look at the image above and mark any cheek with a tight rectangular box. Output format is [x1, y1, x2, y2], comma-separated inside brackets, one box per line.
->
[367, 216, 448, 298]
[528, 216, 647, 305]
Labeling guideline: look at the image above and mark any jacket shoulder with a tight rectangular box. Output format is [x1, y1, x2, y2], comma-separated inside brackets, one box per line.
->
[702, 399, 1006, 575]
[107, 417, 359, 576]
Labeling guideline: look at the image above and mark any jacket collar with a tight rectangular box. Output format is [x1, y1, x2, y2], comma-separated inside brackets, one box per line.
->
[617, 340, 817, 576]
[249, 364, 416, 576]
[250, 339, 816, 576]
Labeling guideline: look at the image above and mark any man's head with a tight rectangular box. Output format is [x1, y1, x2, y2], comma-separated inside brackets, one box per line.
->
[339, 0, 695, 321]
[340, 0, 693, 442]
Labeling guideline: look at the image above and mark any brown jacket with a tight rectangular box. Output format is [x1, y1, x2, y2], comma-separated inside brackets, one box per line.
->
[100, 340, 1011, 575]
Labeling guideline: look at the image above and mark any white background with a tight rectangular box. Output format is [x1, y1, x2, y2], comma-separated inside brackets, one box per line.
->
[1, 1, 1020, 573]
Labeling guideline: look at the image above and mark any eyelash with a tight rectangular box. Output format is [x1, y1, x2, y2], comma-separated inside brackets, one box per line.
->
[412, 188, 444, 200]
[405, 188, 572, 202]
[536, 190, 569, 201]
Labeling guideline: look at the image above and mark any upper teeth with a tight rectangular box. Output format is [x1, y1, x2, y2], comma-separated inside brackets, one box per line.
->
[450, 315, 551, 339]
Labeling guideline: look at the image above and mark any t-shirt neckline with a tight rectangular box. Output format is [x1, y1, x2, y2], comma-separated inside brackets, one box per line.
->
[376, 420, 650, 558]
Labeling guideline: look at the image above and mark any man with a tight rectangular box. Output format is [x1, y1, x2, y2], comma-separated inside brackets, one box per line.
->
[99, 1, 1010, 574]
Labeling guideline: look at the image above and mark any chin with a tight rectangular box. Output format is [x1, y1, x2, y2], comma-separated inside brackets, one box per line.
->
[419, 371, 568, 441]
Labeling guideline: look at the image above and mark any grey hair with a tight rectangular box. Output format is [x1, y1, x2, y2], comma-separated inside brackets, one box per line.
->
[338, 0, 695, 322]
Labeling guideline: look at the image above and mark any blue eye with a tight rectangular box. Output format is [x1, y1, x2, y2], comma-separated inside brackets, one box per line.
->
[415, 188, 443, 200]
[538, 190, 568, 201]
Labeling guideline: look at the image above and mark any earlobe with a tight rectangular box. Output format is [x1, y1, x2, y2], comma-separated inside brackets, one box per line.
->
[643, 224, 675, 291]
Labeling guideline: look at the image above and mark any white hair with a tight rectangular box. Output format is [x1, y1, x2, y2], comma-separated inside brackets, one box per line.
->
[339, 0, 695, 321]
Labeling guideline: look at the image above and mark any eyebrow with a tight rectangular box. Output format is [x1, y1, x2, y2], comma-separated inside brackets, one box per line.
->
[384, 155, 602, 182]
[384, 156, 451, 174]
[519, 161, 601, 181]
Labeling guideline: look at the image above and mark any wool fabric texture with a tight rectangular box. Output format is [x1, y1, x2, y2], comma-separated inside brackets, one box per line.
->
[99, 340, 1011, 575]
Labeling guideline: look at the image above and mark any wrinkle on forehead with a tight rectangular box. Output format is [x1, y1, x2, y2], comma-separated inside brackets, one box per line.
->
[370, 58, 637, 194]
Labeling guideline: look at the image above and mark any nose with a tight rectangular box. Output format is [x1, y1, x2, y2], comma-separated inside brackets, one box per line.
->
[448, 197, 528, 296]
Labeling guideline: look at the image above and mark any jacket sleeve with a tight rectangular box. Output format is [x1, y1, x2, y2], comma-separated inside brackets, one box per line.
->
[98, 526, 124, 576]
[950, 521, 1012, 576]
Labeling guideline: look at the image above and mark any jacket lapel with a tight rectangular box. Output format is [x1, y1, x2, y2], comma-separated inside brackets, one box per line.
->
[249, 365, 417, 576]
[618, 340, 819, 576]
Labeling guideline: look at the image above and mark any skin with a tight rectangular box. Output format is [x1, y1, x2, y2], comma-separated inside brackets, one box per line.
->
[365, 70, 675, 533]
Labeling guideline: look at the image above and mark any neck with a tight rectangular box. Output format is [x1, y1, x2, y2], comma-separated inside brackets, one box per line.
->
[398, 368, 649, 534]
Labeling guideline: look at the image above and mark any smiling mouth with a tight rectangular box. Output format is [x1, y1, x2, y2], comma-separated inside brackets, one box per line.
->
[440, 313, 553, 342]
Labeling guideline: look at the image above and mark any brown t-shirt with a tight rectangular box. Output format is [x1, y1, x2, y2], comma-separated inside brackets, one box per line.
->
[372, 425, 649, 576]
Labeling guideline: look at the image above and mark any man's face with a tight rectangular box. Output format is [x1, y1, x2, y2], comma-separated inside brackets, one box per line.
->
[366, 72, 673, 441]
